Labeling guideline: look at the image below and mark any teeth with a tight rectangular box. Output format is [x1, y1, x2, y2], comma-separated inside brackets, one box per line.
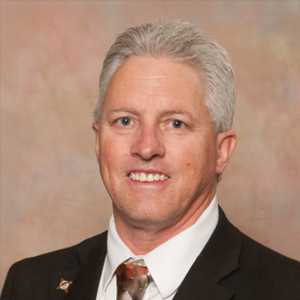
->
[147, 174, 154, 182]
[129, 172, 169, 182]
[140, 173, 147, 182]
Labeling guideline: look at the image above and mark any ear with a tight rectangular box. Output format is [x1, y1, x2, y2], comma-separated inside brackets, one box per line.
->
[92, 122, 100, 164]
[216, 130, 237, 175]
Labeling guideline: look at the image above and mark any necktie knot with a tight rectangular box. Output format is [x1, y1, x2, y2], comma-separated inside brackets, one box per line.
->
[116, 261, 151, 300]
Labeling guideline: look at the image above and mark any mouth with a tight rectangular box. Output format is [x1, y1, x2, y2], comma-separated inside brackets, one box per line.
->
[128, 172, 169, 182]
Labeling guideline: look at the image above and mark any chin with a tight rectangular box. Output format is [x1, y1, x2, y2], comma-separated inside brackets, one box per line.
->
[120, 207, 179, 228]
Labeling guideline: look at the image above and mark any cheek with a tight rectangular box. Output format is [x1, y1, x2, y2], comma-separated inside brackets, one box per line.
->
[100, 135, 131, 176]
[181, 145, 211, 178]
[174, 147, 198, 179]
[99, 139, 118, 176]
[100, 134, 126, 160]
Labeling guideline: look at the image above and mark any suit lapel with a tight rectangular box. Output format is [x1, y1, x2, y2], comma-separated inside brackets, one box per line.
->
[174, 207, 242, 300]
[66, 232, 107, 300]
[51, 232, 107, 300]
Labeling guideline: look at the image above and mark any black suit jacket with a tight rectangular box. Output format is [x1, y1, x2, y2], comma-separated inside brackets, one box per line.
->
[2, 207, 300, 300]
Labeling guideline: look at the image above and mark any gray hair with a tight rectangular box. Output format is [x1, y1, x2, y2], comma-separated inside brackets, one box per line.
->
[94, 20, 235, 132]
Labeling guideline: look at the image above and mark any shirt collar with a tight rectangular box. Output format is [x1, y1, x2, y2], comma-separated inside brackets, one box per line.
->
[102, 216, 136, 291]
[104, 195, 219, 298]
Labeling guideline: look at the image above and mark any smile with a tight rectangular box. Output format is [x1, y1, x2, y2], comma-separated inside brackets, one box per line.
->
[129, 172, 169, 182]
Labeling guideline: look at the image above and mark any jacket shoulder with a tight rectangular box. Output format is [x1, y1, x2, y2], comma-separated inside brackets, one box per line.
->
[240, 229, 300, 280]
[11, 232, 107, 272]
[217, 209, 300, 297]
[1, 232, 107, 299]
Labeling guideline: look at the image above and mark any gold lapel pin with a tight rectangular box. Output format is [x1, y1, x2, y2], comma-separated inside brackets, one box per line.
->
[56, 278, 73, 293]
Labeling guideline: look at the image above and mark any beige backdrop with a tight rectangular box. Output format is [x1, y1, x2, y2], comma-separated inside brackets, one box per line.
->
[1, 0, 300, 290]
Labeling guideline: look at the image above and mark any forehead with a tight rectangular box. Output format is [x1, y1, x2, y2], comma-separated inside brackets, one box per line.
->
[103, 56, 206, 113]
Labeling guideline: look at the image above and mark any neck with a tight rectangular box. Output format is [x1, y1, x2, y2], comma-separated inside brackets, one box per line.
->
[113, 194, 215, 255]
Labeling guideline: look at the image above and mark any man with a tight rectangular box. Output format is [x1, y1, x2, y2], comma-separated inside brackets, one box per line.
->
[2, 20, 300, 300]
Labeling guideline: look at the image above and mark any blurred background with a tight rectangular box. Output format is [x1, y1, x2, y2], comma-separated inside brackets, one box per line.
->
[1, 0, 300, 289]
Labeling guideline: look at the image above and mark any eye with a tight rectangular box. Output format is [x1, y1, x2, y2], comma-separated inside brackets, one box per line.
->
[117, 117, 132, 126]
[170, 119, 185, 129]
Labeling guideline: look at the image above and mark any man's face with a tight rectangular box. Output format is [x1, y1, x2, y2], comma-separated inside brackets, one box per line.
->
[93, 56, 235, 231]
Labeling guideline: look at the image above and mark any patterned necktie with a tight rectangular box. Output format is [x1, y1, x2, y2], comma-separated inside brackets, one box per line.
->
[116, 260, 151, 300]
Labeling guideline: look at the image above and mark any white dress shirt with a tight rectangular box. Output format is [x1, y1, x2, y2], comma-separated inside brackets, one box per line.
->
[96, 196, 219, 300]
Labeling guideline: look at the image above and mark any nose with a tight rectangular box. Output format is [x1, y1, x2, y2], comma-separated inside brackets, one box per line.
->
[130, 125, 165, 161]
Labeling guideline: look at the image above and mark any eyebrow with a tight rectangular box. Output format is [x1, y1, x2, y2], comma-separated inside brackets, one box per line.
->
[105, 107, 139, 117]
[159, 109, 197, 122]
